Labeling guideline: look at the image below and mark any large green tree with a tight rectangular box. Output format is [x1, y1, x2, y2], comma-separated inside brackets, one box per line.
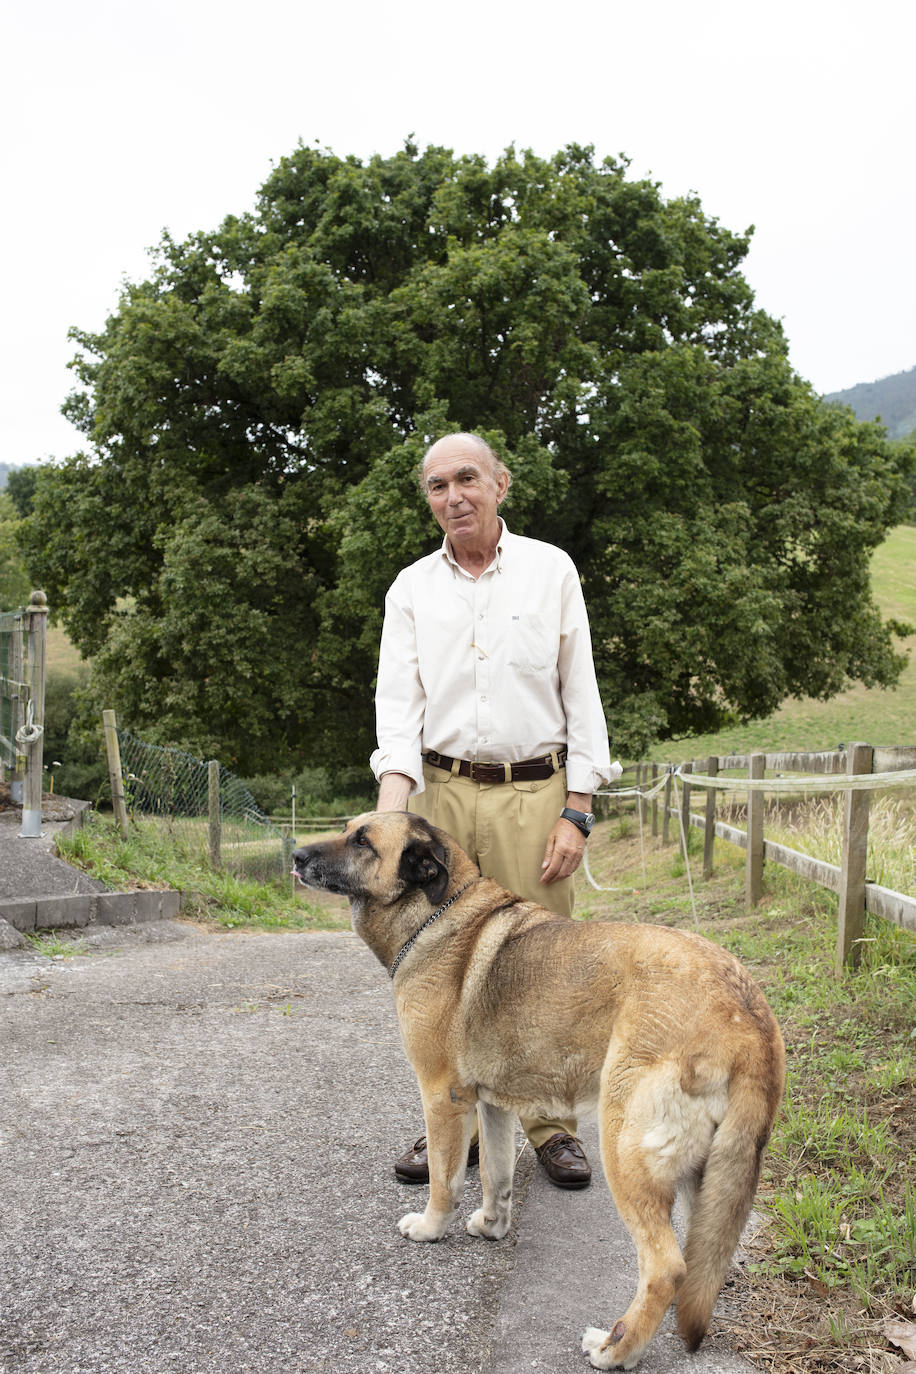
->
[21, 142, 912, 771]
[0, 489, 31, 611]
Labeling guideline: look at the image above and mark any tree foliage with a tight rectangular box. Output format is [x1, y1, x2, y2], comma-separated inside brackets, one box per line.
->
[21, 142, 912, 771]
[0, 489, 31, 611]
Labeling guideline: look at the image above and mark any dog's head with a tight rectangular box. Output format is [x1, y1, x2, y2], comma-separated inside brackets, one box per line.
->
[292, 811, 451, 908]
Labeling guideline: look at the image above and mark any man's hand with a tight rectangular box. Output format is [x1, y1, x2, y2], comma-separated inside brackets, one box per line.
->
[377, 772, 413, 811]
[540, 792, 592, 885]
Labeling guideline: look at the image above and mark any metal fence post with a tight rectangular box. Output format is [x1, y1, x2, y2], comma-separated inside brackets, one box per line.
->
[208, 760, 221, 869]
[662, 769, 673, 845]
[836, 742, 873, 973]
[746, 753, 765, 909]
[703, 756, 719, 879]
[650, 763, 659, 836]
[19, 591, 48, 837]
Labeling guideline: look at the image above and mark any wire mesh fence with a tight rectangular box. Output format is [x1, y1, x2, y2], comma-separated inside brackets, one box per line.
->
[117, 729, 292, 883]
[0, 609, 27, 775]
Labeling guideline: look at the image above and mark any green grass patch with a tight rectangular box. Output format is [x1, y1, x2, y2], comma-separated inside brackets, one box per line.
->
[56, 812, 349, 932]
[24, 931, 89, 958]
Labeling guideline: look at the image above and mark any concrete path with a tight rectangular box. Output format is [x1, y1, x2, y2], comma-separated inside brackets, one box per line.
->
[0, 804, 181, 934]
[0, 923, 760, 1374]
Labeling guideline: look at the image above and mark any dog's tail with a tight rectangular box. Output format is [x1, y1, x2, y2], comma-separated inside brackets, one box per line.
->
[677, 1050, 784, 1351]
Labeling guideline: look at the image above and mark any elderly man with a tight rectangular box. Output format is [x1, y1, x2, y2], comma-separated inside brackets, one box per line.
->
[371, 432, 615, 1189]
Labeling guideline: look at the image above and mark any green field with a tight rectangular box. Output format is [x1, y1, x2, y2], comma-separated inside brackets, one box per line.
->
[45, 624, 86, 677]
[647, 524, 916, 761]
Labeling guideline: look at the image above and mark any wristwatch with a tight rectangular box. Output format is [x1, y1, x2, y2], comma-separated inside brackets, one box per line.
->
[560, 807, 595, 838]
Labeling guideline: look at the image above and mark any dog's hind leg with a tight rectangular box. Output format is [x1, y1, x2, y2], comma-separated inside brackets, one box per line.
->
[582, 1078, 687, 1370]
[467, 1101, 515, 1240]
[398, 1089, 476, 1242]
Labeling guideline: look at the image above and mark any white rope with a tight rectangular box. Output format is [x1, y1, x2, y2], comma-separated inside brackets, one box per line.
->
[581, 755, 913, 928]
[671, 774, 700, 931]
[14, 699, 43, 746]
[675, 765, 916, 794]
[583, 775, 668, 895]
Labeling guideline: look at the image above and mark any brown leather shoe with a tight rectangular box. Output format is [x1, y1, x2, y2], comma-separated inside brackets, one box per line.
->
[394, 1134, 480, 1184]
[534, 1132, 592, 1189]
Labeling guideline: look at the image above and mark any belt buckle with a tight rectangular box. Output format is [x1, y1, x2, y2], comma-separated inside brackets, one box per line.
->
[468, 760, 485, 782]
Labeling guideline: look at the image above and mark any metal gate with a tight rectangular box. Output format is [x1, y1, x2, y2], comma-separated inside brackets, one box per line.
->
[0, 591, 48, 835]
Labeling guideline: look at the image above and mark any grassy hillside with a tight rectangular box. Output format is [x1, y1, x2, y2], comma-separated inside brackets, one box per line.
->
[648, 524, 916, 761]
[46, 624, 85, 676]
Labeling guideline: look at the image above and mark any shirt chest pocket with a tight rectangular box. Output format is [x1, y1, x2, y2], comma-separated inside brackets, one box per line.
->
[505, 613, 554, 675]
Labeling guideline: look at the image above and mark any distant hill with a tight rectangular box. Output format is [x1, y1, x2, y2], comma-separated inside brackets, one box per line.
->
[825, 365, 916, 440]
[0, 462, 18, 491]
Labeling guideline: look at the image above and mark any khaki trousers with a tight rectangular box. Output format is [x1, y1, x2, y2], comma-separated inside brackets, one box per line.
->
[408, 760, 577, 1149]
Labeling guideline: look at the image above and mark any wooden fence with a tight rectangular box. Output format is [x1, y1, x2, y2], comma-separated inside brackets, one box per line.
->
[625, 744, 916, 973]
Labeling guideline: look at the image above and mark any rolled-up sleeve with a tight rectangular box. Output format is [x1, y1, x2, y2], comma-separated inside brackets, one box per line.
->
[369, 575, 428, 795]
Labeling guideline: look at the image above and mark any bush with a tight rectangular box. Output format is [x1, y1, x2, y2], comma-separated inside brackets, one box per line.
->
[240, 765, 375, 819]
[42, 668, 109, 801]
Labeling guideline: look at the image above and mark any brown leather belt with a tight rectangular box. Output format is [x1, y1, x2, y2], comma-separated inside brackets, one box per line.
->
[423, 749, 567, 784]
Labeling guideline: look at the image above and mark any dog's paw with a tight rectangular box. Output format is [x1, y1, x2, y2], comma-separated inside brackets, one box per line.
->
[397, 1211, 446, 1242]
[466, 1206, 511, 1240]
[581, 1324, 639, 1370]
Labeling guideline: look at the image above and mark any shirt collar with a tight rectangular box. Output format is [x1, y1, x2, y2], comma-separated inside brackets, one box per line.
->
[440, 517, 510, 575]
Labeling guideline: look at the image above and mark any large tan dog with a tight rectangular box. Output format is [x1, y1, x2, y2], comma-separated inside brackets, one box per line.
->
[292, 812, 785, 1370]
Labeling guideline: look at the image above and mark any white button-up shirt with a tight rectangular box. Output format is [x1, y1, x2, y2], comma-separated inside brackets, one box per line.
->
[370, 521, 612, 796]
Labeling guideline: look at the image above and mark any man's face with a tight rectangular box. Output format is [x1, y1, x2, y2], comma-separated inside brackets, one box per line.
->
[423, 438, 508, 548]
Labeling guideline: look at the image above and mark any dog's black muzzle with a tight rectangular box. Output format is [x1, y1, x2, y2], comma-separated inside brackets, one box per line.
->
[291, 844, 352, 897]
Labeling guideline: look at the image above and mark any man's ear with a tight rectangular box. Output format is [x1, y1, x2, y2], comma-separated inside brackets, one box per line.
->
[398, 835, 450, 906]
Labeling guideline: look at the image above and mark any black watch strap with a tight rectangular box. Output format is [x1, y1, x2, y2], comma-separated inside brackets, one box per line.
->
[560, 807, 594, 838]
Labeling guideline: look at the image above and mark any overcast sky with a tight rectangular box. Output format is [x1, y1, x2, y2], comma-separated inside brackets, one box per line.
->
[3, 0, 914, 466]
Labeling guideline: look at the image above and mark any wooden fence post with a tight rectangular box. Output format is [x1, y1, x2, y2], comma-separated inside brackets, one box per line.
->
[836, 742, 873, 973]
[679, 761, 692, 842]
[650, 763, 659, 836]
[746, 753, 765, 909]
[703, 756, 719, 879]
[281, 824, 294, 889]
[662, 770, 673, 844]
[637, 764, 647, 826]
[102, 710, 129, 839]
[208, 760, 221, 869]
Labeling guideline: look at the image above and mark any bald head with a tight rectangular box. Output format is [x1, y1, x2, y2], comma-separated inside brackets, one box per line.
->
[421, 433, 512, 492]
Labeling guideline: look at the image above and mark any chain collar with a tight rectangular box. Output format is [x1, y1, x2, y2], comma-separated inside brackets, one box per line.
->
[388, 881, 473, 979]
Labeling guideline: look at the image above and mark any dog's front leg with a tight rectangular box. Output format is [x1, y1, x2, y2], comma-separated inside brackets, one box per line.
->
[398, 1092, 475, 1243]
[467, 1100, 515, 1240]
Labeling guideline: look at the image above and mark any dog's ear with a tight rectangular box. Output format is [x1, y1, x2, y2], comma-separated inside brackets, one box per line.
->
[399, 834, 450, 906]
